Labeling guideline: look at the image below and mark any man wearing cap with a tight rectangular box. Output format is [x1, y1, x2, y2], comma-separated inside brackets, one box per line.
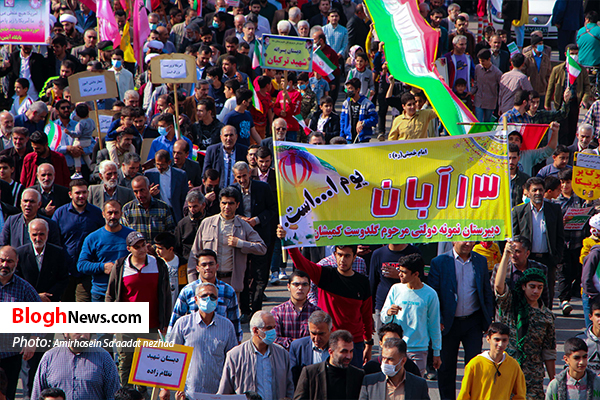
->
[523, 35, 552, 105]
[106, 230, 171, 387]
[97, 40, 114, 70]
[59, 12, 83, 48]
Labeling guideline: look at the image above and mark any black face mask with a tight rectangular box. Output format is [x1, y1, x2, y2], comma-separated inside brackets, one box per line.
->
[346, 90, 355, 98]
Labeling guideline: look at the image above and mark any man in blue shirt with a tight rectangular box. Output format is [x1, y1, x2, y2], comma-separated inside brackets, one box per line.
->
[146, 113, 193, 161]
[52, 179, 104, 302]
[14, 101, 47, 134]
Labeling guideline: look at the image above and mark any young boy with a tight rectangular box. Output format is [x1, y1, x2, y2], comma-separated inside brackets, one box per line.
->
[105, 106, 138, 164]
[10, 78, 34, 117]
[537, 144, 572, 178]
[216, 78, 240, 122]
[577, 299, 600, 374]
[308, 96, 340, 143]
[546, 337, 600, 399]
[222, 87, 262, 146]
[346, 52, 374, 99]
[381, 253, 442, 376]
[69, 103, 95, 179]
[154, 232, 183, 312]
[453, 78, 473, 112]
[544, 176, 562, 200]
[458, 322, 526, 400]
[0, 155, 23, 207]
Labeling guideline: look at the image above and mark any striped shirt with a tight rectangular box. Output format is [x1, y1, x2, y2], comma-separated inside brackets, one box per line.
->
[168, 312, 238, 396]
[271, 299, 320, 349]
[168, 279, 242, 341]
[323, 23, 348, 58]
[121, 197, 176, 242]
[31, 347, 120, 400]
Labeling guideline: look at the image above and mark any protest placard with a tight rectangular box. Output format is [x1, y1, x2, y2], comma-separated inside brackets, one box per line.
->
[0, 0, 50, 44]
[564, 207, 593, 230]
[68, 71, 119, 103]
[150, 53, 196, 84]
[89, 111, 116, 137]
[260, 34, 313, 72]
[573, 152, 600, 200]
[129, 340, 193, 391]
[275, 132, 511, 247]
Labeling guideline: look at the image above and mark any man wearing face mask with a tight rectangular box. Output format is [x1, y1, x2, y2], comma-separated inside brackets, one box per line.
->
[360, 338, 430, 400]
[109, 49, 134, 101]
[89, 160, 135, 209]
[294, 329, 365, 400]
[165, 282, 238, 398]
[31, 333, 120, 400]
[147, 113, 193, 161]
[523, 35, 552, 105]
[219, 310, 294, 399]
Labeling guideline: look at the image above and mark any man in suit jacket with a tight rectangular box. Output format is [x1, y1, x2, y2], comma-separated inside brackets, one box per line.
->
[0, 46, 48, 99]
[145, 150, 189, 223]
[261, 118, 288, 157]
[489, 34, 511, 73]
[32, 163, 71, 218]
[567, 124, 597, 166]
[428, 241, 494, 400]
[89, 160, 135, 209]
[251, 146, 277, 199]
[232, 161, 277, 316]
[289, 310, 332, 386]
[347, 5, 370, 49]
[203, 125, 248, 188]
[359, 337, 430, 400]
[173, 139, 202, 187]
[294, 330, 364, 400]
[1, 188, 61, 249]
[512, 176, 564, 307]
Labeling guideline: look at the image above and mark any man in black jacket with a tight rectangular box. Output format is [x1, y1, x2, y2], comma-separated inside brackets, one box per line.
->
[0, 46, 48, 99]
[202, 125, 248, 188]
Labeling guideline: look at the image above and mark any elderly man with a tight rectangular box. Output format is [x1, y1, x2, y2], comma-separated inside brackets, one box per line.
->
[0, 111, 14, 151]
[118, 152, 142, 189]
[32, 163, 70, 217]
[89, 160, 135, 209]
[0, 245, 41, 400]
[121, 176, 176, 243]
[52, 179, 104, 302]
[289, 310, 332, 385]
[0, 188, 61, 248]
[218, 310, 294, 399]
[21, 130, 70, 187]
[71, 29, 98, 60]
[31, 333, 120, 400]
[203, 125, 248, 188]
[16, 218, 68, 394]
[568, 123, 597, 165]
[187, 186, 266, 295]
[123, 90, 140, 108]
[166, 282, 238, 397]
[14, 101, 47, 134]
[261, 118, 287, 156]
[145, 149, 189, 222]
[173, 139, 202, 187]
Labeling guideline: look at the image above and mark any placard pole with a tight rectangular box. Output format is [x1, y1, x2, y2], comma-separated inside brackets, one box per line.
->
[173, 83, 181, 139]
[93, 101, 103, 149]
[150, 387, 159, 400]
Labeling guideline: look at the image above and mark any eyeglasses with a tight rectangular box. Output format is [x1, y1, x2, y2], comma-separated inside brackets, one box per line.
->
[198, 294, 218, 301]
[59, 106, 71, 110]
[275, 127, 287, 131]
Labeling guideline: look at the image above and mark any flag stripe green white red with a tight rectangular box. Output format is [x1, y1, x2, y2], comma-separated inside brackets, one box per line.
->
[294, 114, 312, 135]
[363, 0, 477, 135]
[248, 78, 264, 114]
[468, 123, 549, 150]
[566, 52, 581, 86]
[312, 47, 336, 82]
[45, 121, 63, 151]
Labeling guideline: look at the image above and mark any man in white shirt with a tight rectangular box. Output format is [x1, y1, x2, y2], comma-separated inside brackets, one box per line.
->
[109, 49, 134, 100]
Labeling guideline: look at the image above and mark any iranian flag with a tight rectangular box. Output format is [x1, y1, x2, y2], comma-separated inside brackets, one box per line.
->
[252, 39, 262, 70]
[294, 114, 312, 135]
[248, 78, 264, 114]
[567, 52, 582, 86]
[312, 47, 336, 82]
[468, 123, 549, 151]
[45, 121, 64, 151]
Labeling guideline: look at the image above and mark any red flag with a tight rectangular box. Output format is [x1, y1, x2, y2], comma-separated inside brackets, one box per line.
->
[80, 0, 97, 13]
[133, 0, 151, 65]
[468, 123, 549, 150]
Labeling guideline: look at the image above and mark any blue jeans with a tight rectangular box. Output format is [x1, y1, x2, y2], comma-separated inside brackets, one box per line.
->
[583, 293, 592, 328]
[91, 292, 113, 353]
[352, 341, 365, 368]
[475, 107, 494, 122]
[271, 239, 285, 273]
[514, 25, 525, 48]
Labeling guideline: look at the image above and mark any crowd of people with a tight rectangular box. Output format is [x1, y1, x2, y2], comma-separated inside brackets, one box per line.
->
[0, 0, 600, 399]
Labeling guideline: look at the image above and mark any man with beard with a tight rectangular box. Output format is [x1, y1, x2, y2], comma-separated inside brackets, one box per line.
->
[173, 139, 202, 188]
[31, 333, 120, 400]
[52, 179, 104, 302]
[294, 329, 365, 400]
[512, 177, 564, 307]
[31, 163, 70, 218]
[0, 112, 14, 151]
[89, 160, 135, 209]
[58, 13, 83, 48]
[508, 144, 530, 208]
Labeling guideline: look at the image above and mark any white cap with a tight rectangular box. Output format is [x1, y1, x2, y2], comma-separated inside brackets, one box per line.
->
[146, 40, 164, 50]
[59, 14, 77, 24]
[591, 214, 600, 230]
[145, 53, 159, 64]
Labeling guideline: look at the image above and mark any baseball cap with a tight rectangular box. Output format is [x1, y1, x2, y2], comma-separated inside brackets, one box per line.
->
[126, 231, 146, 247]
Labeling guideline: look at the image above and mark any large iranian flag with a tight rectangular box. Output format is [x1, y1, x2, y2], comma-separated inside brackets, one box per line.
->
[312, 47, 336, 82]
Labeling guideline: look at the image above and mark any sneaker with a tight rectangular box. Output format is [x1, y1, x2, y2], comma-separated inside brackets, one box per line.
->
[279, 270, 288, 280]
[71, 172, 83, 179]
[269, 272, 280, 285]
[561, 300, 573, 316]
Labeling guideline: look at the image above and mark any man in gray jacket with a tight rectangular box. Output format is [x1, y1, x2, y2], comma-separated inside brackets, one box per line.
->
[218, 310, 294, 399]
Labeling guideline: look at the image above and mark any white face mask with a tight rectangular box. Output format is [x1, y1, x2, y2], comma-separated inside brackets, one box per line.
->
[381, 359, 403, 376]
[570, 54, 579, 63]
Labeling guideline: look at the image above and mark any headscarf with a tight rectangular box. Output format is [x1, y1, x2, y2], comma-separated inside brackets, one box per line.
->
[511, 268, 547, 364]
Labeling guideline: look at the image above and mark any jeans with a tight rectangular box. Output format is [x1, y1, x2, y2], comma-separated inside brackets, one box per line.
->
[475, 107, 494, 122]
[271, 239, 285, 273]
[514, 25, 525, 48]
[352, 340, 365, 368]
[583, 293, 592, 328]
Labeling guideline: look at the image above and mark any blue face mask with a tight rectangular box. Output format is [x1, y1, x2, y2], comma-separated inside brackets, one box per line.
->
[299, 84, 307, 90]
[112, 59, 122, 68]
[212, 20, 220, 29]
[149, 23, 158, 30]
[262, 328, 277, 345]
[536, 44, 544, 53]
[218, 7, 227, 12]
[158, 126, 168, 136]
[198, 297, 218, 313]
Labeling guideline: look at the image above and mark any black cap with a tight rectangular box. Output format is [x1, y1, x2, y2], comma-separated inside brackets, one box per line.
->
[530, 35, 543, 46]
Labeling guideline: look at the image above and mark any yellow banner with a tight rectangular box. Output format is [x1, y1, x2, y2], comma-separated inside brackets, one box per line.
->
[275, 133, 512, 247]
[261, 34, 314, 72]
[573, 152, 600, 200]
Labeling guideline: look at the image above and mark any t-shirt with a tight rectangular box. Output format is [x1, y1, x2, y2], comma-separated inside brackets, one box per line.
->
[222, 110, 254, 147]
[350, 100, 360, 140]
[453, 54, 469, 85]
[209, 84, 226, 114]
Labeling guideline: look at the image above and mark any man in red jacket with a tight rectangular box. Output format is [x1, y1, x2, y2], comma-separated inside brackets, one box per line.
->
[276, 224, 373, 368]
[20, 130, 70, 187]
